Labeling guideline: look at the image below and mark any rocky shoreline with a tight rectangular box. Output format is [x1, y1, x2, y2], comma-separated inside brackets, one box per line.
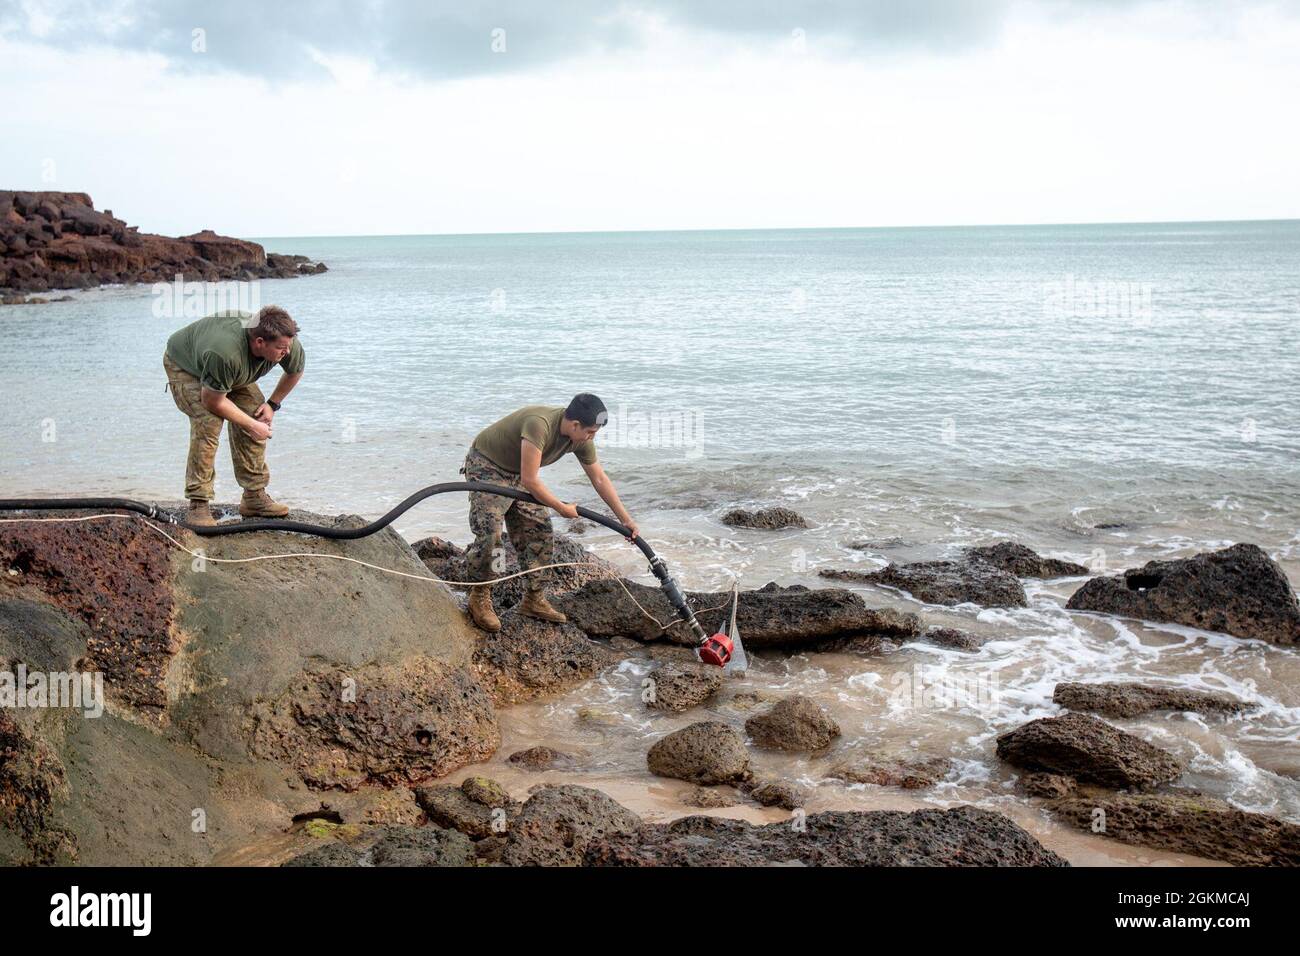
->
[1, 501, 1297, 867]
[0, 190, 327, 303]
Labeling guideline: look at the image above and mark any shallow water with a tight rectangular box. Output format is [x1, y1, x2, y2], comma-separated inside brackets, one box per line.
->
[2, 221, 1297, 854]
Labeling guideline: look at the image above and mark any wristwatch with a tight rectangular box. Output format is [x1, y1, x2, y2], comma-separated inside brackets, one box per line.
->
[267, 399, 282, 412]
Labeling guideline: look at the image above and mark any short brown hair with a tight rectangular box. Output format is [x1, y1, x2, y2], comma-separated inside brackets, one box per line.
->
[248, 305, 299, 341]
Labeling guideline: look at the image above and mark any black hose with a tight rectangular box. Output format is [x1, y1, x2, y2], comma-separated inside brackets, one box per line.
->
[0, 484, 710, 643]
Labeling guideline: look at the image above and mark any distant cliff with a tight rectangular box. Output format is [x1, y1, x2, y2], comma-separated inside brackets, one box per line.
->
[0, 191, 327, 295]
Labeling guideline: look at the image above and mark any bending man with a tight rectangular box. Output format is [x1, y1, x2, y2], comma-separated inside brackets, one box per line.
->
[462, 394, 639, 631]
[163, 306, 305, 526]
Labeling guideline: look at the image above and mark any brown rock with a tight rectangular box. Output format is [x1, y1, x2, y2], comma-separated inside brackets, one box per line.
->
[965, 542, 1090, 577]
[554, 579, 920, 649]
[471, 612, 618, 706]
[501, 785, 642, 866]
[820, 560, 1028, 608]
[647, 721, 751, 785]
[721, 506, 809, 530]
[1066, 543, 1300, 646]
[744, 696, 840, 752]
[995, 712, 1183, 790]
[1050, 790, 1300, 866]
[1052, 681, 1249, 719]
[829, 752, 952, 789]
[645, 662, 722, 713]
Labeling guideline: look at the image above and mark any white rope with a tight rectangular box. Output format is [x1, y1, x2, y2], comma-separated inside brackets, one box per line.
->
[0, 511, 727, 633]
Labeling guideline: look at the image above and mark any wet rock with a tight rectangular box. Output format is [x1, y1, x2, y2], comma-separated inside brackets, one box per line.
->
[1052, 681, 1249, 719]
[923, 626, 987, 651]
[414, 776, 520, 840]
[366, 825, 478, 867]
[995, 712, 1183, 790]
[554, 579, 920, 648]
[964, 542, 1089, 578]
[828, 751, 952, 789]
[282, 824, 476, 867]
[647, 721, 751, 785]
[412, 531, 617, 611]
[0, 504, 494, 865]
[507, 746, 574, 770]
[1065, 543, 1300, 646]
[471, 613, 618, 706]
[748, 779, 809, 810]
[744, 696, 840, 752]
[820, 561, 1028, 608]
[1049, 790, 1300, 866]
[682, 786, 740, 809]
[645, 663, 722, 713]
[585, 806, 1068, 866]
[281, 842, 362, 867]
[250, 658, 500, 791]
[721, 507, 809, 530]
[1019, 772, 1078, 799]
[502, 785, 642, 866]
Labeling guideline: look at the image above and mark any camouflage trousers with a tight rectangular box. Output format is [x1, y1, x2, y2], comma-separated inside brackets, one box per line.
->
[461, 447, 554, 593]
[163, 352, 269, 502]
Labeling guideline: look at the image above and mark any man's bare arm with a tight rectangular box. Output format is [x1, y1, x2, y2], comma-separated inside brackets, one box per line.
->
[201, 387, 271, 441]
[519, 441, 578, 518]
[581, 460, 639, 539]
[255, 371, 303, 423]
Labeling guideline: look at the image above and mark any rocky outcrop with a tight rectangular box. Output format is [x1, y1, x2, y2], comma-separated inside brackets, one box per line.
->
[1049, 790, 1300, 866]
[585, 806, 1068, 866]
[0, 504, 491, 865]
[828, 751, 952, 789]
[647, 721, 751, 785]
[820, 561, 1028, 608]
[470, 612, 618, 706]
[1052, 681, 1249, 719]
[282, 824, 476, 867]
[288, 789, 1069, 866]
[923, 626, 987, 651]
[1019, 772, 1078, 799]
[995, 712, 1183, 791]
[0, 191, 326, 293]
[412, 531, 617, 612]
[500, 785, 642, 866]
[554, 580, 920, 648]
[720, 507, 808, 530]
[414, 776, 519, 839]
[507, 746, 573, 770]
[645, 662, 722, 713]
[964, 542, 1089, 578]
[744, 696, 841, 752]
[747, 779, 809, 810]
[1065, 543, 1300, 646]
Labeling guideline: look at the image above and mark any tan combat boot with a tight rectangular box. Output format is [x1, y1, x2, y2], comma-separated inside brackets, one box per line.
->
[239, 489, 290, 518]
[187, 500, 217, 527]
[519, 590, 567, 624]
[468, 587, 501, 632]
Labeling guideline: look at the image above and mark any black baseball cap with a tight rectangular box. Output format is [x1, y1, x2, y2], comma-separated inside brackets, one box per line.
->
[565, 393, 608, 427]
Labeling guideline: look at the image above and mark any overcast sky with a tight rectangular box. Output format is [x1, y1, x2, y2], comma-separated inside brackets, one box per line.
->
[2, 0, 1298, 237]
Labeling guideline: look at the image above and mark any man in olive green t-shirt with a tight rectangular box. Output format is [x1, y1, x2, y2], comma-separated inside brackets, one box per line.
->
[163, 306, 306, 526]
[461, 394, 639, 631]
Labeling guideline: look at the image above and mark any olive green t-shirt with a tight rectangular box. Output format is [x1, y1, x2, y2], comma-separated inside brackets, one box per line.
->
[472, 405, 598, 474]
[165, 310, 306, 393]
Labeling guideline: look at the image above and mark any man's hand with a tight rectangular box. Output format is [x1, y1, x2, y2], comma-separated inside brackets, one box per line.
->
[241, 419, 272, 442]
[622, 517, 640, 540]
[253, 403, 275, 424]
[556, 502, 580, 520]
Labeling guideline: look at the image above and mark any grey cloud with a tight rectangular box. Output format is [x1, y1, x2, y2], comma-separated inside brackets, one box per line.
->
[0, 0, 1293, 81]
